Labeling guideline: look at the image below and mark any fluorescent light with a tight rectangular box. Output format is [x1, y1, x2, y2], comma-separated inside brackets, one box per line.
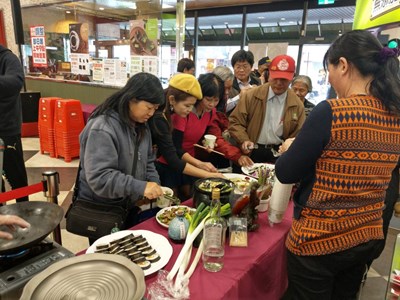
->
[99, 7, 105, 11]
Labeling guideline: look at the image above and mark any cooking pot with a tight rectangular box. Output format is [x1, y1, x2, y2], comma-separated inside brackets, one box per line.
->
[193, 177, 234, 208]
[0, 201, 63, 254]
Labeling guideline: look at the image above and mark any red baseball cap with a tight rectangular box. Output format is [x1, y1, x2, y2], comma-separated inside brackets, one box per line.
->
[269, 55, 296, 81]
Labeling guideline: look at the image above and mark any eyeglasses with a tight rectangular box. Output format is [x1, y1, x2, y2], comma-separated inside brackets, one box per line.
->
[234, 64, 251, 71]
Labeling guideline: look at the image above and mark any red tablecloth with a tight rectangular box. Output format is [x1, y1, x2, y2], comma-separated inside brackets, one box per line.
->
[133, 201, 294, 300]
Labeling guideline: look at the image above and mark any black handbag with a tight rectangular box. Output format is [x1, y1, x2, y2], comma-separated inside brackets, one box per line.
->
[66, 135, 139, 240]
[65, 197, 128, 240]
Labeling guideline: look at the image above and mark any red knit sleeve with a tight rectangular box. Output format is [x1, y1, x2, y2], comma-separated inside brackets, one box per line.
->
[208, 112, 243, 162]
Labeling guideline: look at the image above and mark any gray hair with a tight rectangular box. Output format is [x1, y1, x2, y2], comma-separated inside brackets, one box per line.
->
[213, 66, 234, 82]
[292, 75, 313, 92]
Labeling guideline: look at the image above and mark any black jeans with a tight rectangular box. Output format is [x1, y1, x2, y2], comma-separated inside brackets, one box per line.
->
[282, 239, 380, 300]
[1, 135, 29, 202]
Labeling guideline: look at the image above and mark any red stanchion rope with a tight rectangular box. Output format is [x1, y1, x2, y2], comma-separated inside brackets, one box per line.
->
[0, 182, 45, 203]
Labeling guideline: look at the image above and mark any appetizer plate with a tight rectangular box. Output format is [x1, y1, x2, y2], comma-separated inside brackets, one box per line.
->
[86, 230, 172, 276]
[241, 163, 275, 178]
[156, 205, 196, 229]
[223, 173, 257, 192]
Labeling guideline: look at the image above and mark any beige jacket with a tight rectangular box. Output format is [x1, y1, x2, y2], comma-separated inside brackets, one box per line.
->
[228, 83, 305, 144]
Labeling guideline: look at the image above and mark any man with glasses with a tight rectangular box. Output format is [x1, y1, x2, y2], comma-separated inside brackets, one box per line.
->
[226, 50, 260, 113]
[229, 54, 305, 164]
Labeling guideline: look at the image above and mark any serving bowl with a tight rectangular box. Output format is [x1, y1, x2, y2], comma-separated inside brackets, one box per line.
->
[193, 177, 234, 208]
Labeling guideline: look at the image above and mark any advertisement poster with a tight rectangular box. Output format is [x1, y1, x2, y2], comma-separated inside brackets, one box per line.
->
[115, 60, 128, 86]
[70, 53, 90, 75]
[92, 59, 104, 82]
[129, 19, 158, 56]
[104, 59, 116, 85]
[69, 23, 89, 54]
[30, 25, 47, 68]
[130, 56, 158, 76]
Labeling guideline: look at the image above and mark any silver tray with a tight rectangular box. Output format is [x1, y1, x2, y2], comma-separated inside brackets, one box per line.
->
[20, 253, 146, 300]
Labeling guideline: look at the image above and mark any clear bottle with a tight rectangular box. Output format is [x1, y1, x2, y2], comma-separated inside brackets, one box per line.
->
[202, 188, 227, 272]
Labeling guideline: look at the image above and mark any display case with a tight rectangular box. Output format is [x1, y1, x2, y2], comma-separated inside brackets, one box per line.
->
[386, 233, 400, 299]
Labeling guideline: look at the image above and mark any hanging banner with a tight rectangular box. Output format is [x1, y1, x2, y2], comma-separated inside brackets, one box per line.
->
[69, 23, 89, 54]
[30, 25, 47, 68]
[129, 19, 158, 56]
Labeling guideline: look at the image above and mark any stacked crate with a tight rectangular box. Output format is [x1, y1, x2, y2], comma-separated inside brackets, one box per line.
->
[54, 99, 85, 162]
[38, 97, 61, 157]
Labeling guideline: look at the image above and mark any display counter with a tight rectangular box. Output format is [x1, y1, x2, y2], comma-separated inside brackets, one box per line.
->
[25, 76, 121, 105]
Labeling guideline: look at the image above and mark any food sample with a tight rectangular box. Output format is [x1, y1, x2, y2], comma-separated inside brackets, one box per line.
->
[198, 179, 233, 193]
[229, 177, 254, 193]
[157, 206, 195, 227]
[94, 233, 159, 271]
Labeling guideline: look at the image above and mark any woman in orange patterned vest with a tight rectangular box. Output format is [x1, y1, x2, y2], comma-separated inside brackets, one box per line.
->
[276, 30, 400, 300]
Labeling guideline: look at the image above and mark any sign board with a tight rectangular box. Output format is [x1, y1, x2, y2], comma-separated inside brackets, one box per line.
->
[371, 0, 400, 19]
[30, 25, 47, 68]
[318, 0, 335, 4]
[354, 0, 400, 29]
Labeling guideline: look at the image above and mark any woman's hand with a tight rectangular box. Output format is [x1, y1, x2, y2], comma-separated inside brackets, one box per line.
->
[279, 138, 295, 154]
[238, 155, 254, 167]
[209, 172, 225, 178]
[0, 215, 30, 240]
[197, 161, 218, 172]
[143, 182, 163, 199]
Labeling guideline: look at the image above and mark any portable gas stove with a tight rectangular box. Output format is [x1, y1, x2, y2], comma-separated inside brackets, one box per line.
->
[0, 238, 74, 300]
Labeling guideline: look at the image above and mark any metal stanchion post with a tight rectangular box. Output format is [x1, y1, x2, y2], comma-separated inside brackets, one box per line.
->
[42, 171, 62, 245]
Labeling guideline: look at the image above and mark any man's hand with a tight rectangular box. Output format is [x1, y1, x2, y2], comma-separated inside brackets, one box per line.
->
[279, 138, 295, 154]
[238, 155, 254, 167]
[241, 141, 255, 155]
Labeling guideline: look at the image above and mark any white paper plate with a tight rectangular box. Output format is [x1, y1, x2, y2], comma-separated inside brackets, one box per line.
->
[86, 230, 172, 276]
[241, 163, 275, 178]
[156, 205, 195, 229]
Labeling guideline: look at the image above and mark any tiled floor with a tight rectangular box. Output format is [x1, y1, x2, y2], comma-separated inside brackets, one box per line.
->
[5, 137, 399, 299]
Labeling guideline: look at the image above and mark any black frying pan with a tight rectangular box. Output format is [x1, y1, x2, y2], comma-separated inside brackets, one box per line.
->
[0, 201, 64, 254]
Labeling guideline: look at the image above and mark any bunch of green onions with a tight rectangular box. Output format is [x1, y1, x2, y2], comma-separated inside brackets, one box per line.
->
[167, 202, 231, 290]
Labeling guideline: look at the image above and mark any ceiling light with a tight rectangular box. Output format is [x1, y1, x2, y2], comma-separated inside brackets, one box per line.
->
[99, 7, 105, 11]
[66, 10, 71, 14]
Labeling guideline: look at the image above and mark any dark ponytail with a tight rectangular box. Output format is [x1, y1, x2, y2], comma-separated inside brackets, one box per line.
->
[323, 30, 400, 114]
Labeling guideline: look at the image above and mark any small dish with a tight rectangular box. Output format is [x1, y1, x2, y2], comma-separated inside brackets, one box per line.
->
[157, 187, 174, 208]
[156, 205, 196, 229]
[241, 163, 275, 178]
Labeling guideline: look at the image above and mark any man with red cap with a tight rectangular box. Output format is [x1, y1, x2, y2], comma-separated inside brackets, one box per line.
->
[229, 54, 305, 164]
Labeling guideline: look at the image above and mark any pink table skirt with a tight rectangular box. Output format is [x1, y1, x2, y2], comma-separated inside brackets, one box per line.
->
[133, 201, 294, 300]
